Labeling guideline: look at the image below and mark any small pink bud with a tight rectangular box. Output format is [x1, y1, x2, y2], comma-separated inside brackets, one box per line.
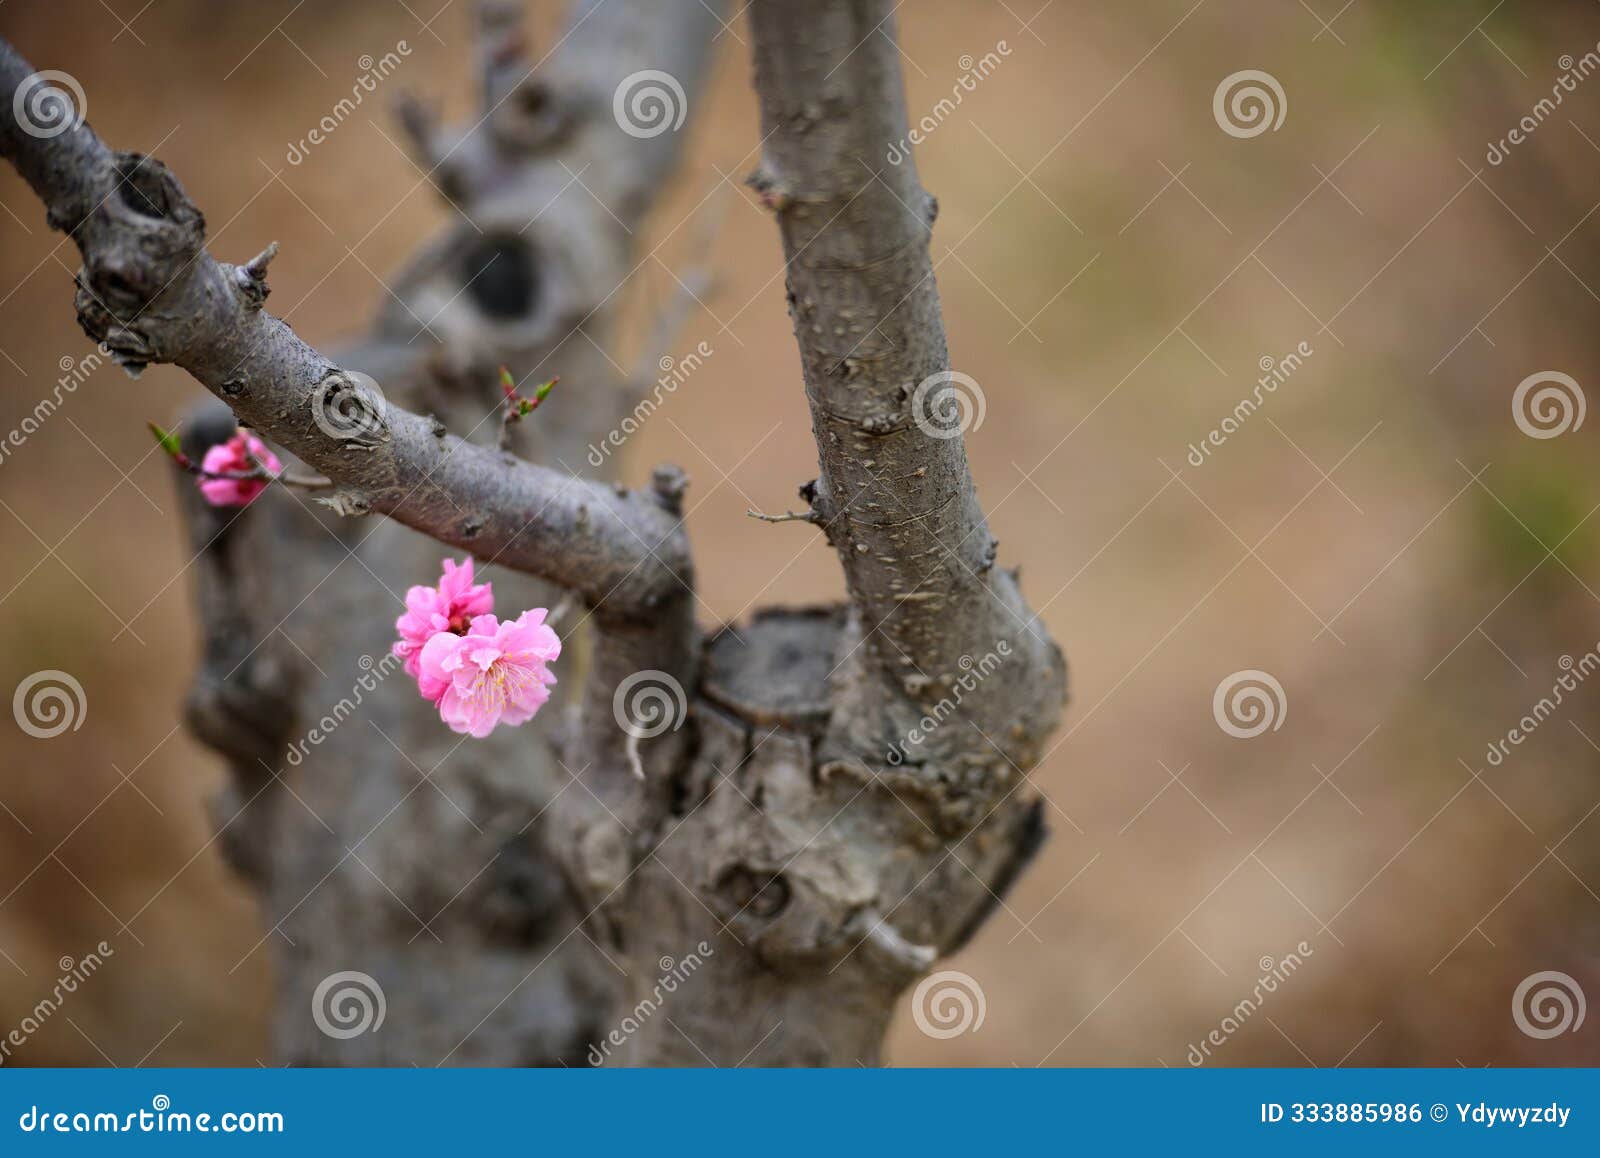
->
[197, 431, 282, 508]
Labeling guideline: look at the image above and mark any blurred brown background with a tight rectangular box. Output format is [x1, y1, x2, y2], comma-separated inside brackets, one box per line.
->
[3, 0, 1600, 1065]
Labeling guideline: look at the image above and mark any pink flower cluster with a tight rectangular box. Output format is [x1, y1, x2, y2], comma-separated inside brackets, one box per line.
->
[197, 431, 282, 508]
[393, 558, 560, 737]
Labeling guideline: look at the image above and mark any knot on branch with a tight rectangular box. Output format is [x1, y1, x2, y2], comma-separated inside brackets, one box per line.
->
[649, 463, 689, 515]
[86, 153, 204, 295]
[745, 165, 792, 212]
[235, 241, 279, 308]
[70, 152, 206, 373]
[491, 78, 576, 155]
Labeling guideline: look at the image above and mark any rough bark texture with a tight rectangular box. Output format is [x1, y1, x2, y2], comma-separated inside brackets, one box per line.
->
[1, 0, 1067, 1067]
[746, 1, 1064, 770]
[2, 0, 714, 1064]
[545, 0, 1068, 1066]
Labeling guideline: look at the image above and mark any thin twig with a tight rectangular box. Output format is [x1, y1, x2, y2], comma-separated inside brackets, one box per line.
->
[747, 507, 818, 525]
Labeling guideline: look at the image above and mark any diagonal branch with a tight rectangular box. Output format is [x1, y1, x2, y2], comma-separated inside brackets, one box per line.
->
[0, 35, 690, 629]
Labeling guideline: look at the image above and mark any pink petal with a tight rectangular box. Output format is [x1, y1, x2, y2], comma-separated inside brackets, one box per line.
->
[418, 630, 467, 685]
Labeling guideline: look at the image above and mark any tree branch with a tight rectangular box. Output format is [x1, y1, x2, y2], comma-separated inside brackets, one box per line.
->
[0, 36, 689, 628]
[536, 1, 1071, 1067]
[747, 0, 1064, 766]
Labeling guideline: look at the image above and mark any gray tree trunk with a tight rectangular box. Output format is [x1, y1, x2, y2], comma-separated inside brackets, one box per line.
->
[0, 0, 1067, 1067]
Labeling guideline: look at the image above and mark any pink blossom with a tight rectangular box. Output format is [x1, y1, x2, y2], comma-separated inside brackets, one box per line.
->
[393, 558, 494, 700]
[417, 610, 560, 737]
[197, 431, 282, 508]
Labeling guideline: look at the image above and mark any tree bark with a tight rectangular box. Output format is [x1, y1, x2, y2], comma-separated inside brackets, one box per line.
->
[1, 0, 717, 1064]
[546, 0, 1068, 1065]
[1, 0, 1067, 1067]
